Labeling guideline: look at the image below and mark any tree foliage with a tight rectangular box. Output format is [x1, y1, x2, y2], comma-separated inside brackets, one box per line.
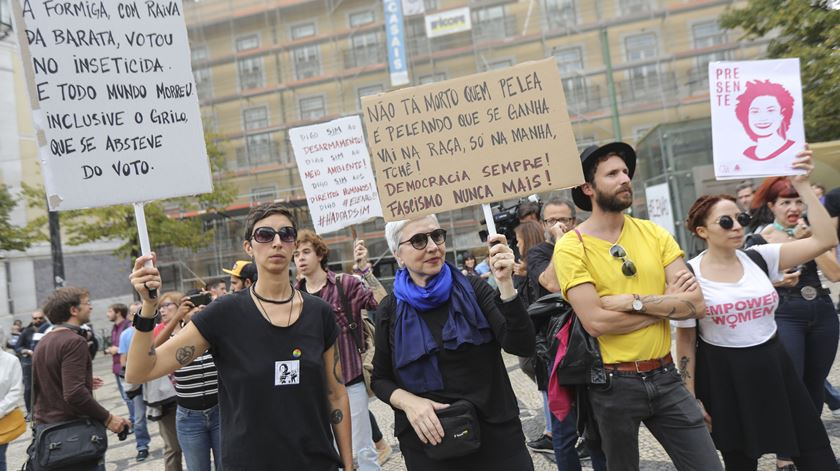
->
[25, 132, 236, 258]
[720, 0, 840, 142]
[0, 184, 46, 251]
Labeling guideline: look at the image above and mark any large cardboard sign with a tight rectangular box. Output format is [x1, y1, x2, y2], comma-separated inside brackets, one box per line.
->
[645, 182, 675, 236]
[361, 58, 583, 221]
[289, 116, 383, 234]
[12, 0, 212, 211]
[709, 59, 805, 180]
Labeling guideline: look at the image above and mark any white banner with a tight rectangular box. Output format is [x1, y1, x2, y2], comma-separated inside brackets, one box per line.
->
[645, 182, 676, 237]
[13, 0, 212, 211]
[709, 59, 805, 180]
[289, 116, 382, 234]
[425, 7, 471, 39]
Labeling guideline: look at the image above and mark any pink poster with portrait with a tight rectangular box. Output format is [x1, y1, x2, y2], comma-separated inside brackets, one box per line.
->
[709, 58, 805, 180]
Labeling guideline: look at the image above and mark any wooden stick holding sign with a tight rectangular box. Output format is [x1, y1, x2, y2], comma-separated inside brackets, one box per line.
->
[482, 204, 497, 237]
[133, 203, 157, 299]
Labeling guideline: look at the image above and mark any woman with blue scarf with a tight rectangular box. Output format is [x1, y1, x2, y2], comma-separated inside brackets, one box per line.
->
[371, 215, 536, 470]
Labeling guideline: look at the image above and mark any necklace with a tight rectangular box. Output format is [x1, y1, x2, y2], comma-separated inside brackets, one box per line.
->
[251, 283, 295, 304]
[772, 222, 796, 238]
[254, 289, 296, 327]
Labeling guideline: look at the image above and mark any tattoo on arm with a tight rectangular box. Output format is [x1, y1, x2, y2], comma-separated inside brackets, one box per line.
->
[148, 345, 156, 356]
[363, 272, 388, 301]
[639, 295, 698, 320]
[678, 356, 691, 384]
[330, 409, 344, 424]
[332, 347, 344, 384]
[175, 345, 196, 366]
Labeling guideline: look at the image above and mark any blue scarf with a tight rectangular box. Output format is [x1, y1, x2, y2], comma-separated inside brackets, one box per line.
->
[392, 262, 493, 393]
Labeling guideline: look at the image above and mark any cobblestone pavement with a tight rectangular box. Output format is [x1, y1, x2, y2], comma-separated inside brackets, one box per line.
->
[7, 348, 840, 470]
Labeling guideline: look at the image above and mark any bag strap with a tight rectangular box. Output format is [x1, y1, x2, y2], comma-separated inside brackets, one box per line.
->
[335, 274, 365, 353]
[742, 249, 769, 276]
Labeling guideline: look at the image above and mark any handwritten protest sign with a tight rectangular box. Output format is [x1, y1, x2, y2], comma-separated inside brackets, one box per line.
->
[361, 58, 582, 221]
[12, 0, 212, 211]
[709, 59, 805, 180]
[645, 182, 675, 236]
[289, 116, 383, 234]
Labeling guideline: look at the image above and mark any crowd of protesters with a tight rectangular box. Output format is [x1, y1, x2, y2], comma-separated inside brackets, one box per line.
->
[3, 140, 840, 471]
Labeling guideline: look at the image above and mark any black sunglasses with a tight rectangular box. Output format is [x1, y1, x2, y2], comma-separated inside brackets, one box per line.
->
[399, 229, 447, 251]
[252, 226, 297, 244]
[609, 244, 637, 277]
[714, 212, 751, 230]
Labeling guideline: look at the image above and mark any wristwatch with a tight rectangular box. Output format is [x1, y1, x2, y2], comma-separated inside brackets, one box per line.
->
[132, 308, 156, 332]
[632, 294, 645, 312]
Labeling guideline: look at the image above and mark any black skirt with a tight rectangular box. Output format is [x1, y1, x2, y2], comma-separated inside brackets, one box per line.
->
[695, 335, 830, 459]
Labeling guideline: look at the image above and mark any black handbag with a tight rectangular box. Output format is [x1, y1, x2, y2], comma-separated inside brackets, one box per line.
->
[25, 418, 107, 470]
[422, 400, 482, 460]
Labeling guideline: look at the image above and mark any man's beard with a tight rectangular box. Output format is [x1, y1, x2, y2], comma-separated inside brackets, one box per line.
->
[594, 186, 633, 213]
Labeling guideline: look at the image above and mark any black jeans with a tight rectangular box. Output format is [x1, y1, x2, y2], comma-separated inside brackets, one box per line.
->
[20, 356, 32, 414]
[587, 366, 722, 471]
[775, 295, 839, 411]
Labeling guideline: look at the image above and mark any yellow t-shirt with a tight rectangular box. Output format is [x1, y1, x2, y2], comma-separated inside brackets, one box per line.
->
[553, 215, 684, 364]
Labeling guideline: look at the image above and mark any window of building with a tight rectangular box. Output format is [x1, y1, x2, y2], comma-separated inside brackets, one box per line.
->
[242, 133, 274, 167]
[250, 185, 278, 203]
[618, 0, 652, 16]
[299, 96, 326, 120]
[691, 21, 728, 92]
[291, 22, 316, 40]
[473, 6, 510, 41]
[238, 57, 264, 90]
[482, 58, 513, 71]
[423, 0, 438, 10]
[554, 47, 594, 110]
[418, 72, 446, 84]
[348, 31, 383, 67]
[236, 34, 260, 51]
[243, 106, 268, 130]
[544, 0, 576, 30]
[293, 45, 321, 80]
[624, 32, 659, 78]
[693, 20, 725, 49]
[349, 10, 375, 27]
[194, 67, 212, 100]
[357, 84, 384, 109]
[191, 45, 208, 63]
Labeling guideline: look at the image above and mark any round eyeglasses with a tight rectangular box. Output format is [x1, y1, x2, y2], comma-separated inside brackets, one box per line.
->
[399, 229, 447, 251]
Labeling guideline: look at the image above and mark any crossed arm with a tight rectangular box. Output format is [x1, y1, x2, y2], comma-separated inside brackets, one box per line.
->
[565, 258, 705, 338]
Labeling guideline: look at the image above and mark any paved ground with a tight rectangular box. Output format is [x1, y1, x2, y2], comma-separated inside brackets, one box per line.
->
[7, 345, 840, 470]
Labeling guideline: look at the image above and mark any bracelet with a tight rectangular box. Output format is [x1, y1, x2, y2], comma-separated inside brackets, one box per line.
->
[500, 288, 519, 303]
[353, 265, 371, 275]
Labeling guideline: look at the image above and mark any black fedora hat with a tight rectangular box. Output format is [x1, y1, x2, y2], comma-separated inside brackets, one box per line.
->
[571, 142, 637, 211]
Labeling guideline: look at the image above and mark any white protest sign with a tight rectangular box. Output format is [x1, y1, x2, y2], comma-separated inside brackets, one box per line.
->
[709, 59, 805, 180]
[645, 182, 675, 236]
[289, 116, 383, 234]
[12, 0, 212, 211]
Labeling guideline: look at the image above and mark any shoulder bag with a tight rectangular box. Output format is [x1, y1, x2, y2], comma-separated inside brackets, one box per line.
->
[0, 407, 25, 444]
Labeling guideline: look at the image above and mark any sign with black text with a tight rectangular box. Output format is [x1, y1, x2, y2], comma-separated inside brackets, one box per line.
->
[12, 0, 212, 210]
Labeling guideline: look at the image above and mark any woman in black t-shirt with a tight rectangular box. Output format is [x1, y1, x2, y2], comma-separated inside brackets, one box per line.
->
[125, 203, 353, 471]
[371, 214, 536, 471]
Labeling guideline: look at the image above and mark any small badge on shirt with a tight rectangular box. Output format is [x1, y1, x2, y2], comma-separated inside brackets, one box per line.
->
[275, 360, 300, 386]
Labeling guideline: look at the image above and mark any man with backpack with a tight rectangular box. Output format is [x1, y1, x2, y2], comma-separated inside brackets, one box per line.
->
[294, 230, 387, 470]
[553, 143, 720, 471]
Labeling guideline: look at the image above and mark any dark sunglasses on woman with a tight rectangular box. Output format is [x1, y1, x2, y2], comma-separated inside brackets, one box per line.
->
[399, 229, 447, 251]
[714, 212, 751, 230]
[252, 226, 298, 244]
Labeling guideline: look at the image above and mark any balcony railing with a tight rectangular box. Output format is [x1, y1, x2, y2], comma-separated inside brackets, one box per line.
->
[564, 83, 603, 114]
[234, 141, 279, 169]
[472, 16, 516, 43]
[687, 66, 710, 95]
[294, 60, 321, 80]
[617, 71, 678, 105]
[238, 70, 264, 90]
[343, 45, 386, 68]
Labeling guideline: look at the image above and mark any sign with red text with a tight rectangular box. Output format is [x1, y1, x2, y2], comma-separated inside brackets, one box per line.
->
[361, 58, 582, 221]
[709, 59, 805, 180]
[12, 0, 212, 211]
[289, 116, 382, 234]
[645, 182, 675, 236]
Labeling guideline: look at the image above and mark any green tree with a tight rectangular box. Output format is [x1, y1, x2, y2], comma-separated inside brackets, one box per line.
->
[25, 132, 236, 258]
[720, 0, 840, 142]
[0, 184, 45, 251]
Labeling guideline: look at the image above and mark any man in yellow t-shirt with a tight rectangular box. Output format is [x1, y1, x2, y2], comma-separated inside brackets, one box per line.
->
[553, 142, 721, 471]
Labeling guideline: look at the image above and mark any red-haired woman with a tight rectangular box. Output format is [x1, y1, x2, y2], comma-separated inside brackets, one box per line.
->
[735, 80, 796, 161]
[674, 148, 839, 470]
